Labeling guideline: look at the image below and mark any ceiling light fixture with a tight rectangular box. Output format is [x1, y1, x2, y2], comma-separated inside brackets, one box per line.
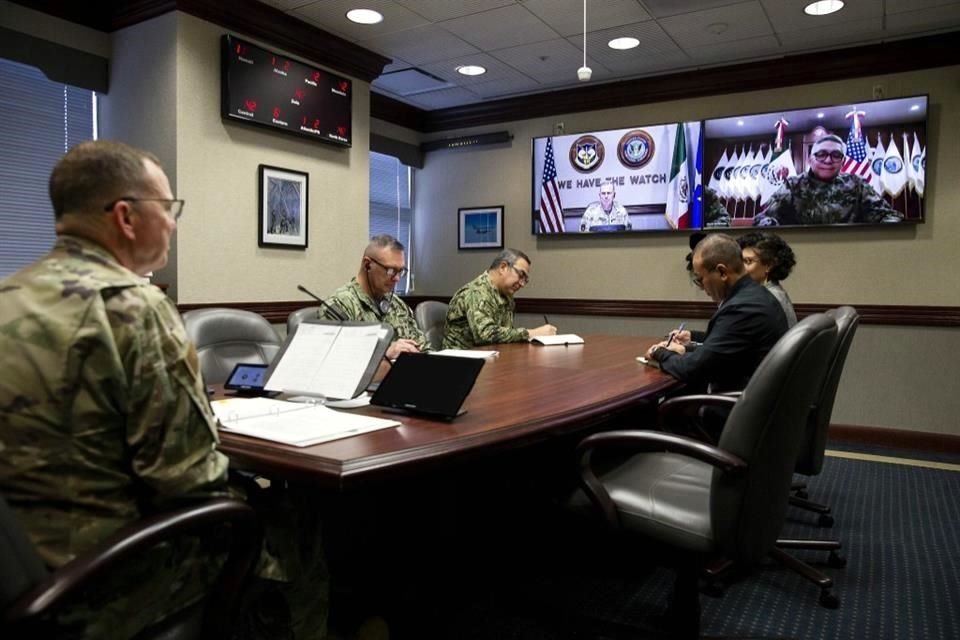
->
[608, 36, 639, 50]
[803, 1, 844, 17]
[578, 0, 592, 81]
[705, 22, 728, 35]
[346, 9, 383, 24]
[456, 65, 486, 76]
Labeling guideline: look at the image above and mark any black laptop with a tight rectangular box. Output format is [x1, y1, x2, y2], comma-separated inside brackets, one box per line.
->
[370, 352, 485, 421]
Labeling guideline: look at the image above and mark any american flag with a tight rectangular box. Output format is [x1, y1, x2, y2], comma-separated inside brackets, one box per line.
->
[538, 138, 565, 233]
[841, 110, 872, 183]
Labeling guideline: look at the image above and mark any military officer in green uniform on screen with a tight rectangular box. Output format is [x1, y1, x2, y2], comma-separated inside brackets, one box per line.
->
[754, 134, 902, 226]
[442, 248, 556, 349]
[324, 234, 429, 357]
[0, 140, 327, 638]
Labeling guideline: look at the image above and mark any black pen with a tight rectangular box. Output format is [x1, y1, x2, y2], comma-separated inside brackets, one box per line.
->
[543, 314, 550, 325]
[665, 322, 686, 348]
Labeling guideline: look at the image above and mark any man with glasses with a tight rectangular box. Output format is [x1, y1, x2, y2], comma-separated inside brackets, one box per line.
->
[755, 134, 902, 226]
[442, 248, 556, 349]
[323, 234, 429, 358]
[646, 234, 787, 396]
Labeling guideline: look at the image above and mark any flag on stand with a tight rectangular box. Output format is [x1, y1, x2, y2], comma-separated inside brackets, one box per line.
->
[880, 134, 907, 198]
[692, 129, 704, 227]
[665, 123, 691, 229]
[538, 138, 565, 233]
[709, 148, 728, 194]
[915, 136, 925, 197]
[902, 132, 916, 192]
[841, 108, 872, 183]
[758, 146, 797, 206]
[870, 133, 884, 186]
[721, 148, 740, 200]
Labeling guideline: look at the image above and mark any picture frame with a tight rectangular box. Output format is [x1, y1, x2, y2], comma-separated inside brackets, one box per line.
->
[258, 164, 309, 249]
[458, 206, 504, 250]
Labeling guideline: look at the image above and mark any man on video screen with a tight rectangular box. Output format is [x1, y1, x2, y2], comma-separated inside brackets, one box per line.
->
[755, 134, 902, 226]
[580, 178, 631, 232]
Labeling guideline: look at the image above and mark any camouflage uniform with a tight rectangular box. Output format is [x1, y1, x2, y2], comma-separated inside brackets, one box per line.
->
[580, 201, 631, 231]
[703, 186, 731, 227]
[755, 171, 902, 226]
[0, 235, 232, 637]
[324, 277, 429, 351]
[442, 271, 528, 349]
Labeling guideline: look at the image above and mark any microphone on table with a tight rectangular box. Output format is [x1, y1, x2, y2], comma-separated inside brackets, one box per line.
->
[297, 284, 348, 322]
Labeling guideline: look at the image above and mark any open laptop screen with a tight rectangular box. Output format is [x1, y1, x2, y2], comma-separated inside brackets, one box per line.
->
[370, 353, 485, 420]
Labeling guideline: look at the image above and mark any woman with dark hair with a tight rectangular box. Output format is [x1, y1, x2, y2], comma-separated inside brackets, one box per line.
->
[737, 231, 798, 327]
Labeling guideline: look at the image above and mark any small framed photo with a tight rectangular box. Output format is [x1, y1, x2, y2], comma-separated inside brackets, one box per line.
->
[458, 206, 504, 250]
[258, 164, 308, 249]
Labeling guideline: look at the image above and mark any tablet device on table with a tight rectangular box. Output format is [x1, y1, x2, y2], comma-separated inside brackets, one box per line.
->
[224, 363, 270, 394]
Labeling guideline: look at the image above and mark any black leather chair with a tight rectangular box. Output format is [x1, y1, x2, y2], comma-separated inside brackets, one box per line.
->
[2, 495, 262, 639]
[183, 308, 281, 385]
[574, 314, 839, 638]
[414, 301, 449, 350]
[287, 305, 323, 336]
[789, 306, 860, 526]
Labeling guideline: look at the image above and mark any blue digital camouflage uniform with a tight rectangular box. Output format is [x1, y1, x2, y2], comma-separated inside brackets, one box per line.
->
[0, 235, 232, 637]
[323, 277, 429, 351]
[442, 271, 528, 349]
[755, 171, 902, 226]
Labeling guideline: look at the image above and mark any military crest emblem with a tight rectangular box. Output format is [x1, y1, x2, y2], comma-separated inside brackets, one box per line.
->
[617, 130, 655, 169]
[569, 135, 604, 172]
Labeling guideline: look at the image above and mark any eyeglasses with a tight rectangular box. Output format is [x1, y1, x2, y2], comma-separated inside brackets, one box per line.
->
[510, 264, 530, 285]
[812, 151, 845, 162]
[368, 255, 408, 279]
[104, 197, 185, 221]
[691, 265, 717, 289]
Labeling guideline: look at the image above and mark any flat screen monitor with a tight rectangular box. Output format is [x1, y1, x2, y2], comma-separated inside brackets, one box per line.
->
[531, 122, 703, 234]
[221, 34, 352, 147]
[702, 95, 927, 229]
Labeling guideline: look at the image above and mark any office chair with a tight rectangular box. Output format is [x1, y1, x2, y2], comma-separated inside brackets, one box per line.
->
[183, 308, 281, 385]
[414, 301, 449, 351]
[2, 495, 262, 639]
[789, 306, 860, 527]
[287, 305, 323, 336]
[573, 314, 839, 638]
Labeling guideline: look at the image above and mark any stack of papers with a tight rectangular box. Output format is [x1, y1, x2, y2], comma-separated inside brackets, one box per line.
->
[212, 397, 399, 447]
[432, 349, 499, 359]
[530, 334, 584, 346]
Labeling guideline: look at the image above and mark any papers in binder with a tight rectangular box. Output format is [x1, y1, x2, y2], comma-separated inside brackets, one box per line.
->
[265, 322, 389, 400]
[530, 334, 584, 346]
[212, 397, 399, 447]
[432, 349, 499, 359]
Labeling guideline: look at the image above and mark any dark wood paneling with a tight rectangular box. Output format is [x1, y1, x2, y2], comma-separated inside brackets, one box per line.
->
[829, 425, 960, 454]
[178, 297, 960, 328]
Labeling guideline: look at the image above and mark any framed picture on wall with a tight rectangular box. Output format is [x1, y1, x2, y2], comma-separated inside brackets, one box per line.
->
[458, 206, 504, 250]
[258, 164, 309, 249]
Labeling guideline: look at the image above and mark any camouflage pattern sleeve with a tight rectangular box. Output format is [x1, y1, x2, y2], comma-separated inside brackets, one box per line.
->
[754, 179, 798, 226]
[323, 279, 429, 350]
[443, 273, 528, 348]
[119, 291, 231, 507]
[858, 179, 903, 223]
[385, 297, 430, 351]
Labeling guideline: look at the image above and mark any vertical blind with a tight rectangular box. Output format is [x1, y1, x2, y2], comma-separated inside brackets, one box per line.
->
[369, 151, 414, 293]
[0, 58, 96, 278]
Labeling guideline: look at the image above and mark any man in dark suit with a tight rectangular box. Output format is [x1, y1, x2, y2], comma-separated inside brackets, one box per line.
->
[647, 233, 788, 393]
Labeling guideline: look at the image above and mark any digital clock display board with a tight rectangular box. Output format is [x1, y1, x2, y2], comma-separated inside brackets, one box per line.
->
[221, 35, 352, 147]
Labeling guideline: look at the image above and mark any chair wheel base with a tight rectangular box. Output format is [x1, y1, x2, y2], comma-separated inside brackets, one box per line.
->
[819, 590, 840, 609]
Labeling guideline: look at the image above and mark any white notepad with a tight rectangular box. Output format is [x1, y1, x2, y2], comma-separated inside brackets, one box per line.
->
[530, 334, 584, 346]
[212, 397, 399, 447]
[432, 349, 499, 359]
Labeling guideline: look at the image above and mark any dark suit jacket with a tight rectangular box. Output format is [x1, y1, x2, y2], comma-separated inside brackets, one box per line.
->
[655, 276, 788, 392]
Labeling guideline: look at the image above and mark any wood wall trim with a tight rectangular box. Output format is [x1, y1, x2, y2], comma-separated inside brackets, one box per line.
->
[373, 31, 960, 132]
[177, 298, 960, 328]
[829, 425, 960, 454]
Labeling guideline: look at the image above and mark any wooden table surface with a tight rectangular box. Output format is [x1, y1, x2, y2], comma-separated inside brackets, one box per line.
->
[217, 334, 678, 490]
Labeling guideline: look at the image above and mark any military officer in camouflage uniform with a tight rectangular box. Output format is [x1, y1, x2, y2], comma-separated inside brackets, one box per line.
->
[323, 234, 428, 357]
[0, 141, 326, 638]
[755, 134, 902, 226]
[580, 179, 631, 232]
[442, 249, 556, 349]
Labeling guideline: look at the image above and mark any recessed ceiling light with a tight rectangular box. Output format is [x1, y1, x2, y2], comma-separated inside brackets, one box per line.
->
[910, 104, 920, 111]
[456, 65, 486, 76]
[817, 112, 825, 118]
[346, 9, 383, 25]
[804, 1, 844, 17]
[608, 37, 640, 50]
[737, 120, 744, 126]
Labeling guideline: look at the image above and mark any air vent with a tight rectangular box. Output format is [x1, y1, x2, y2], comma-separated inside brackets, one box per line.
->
[372, 68, 454, 96]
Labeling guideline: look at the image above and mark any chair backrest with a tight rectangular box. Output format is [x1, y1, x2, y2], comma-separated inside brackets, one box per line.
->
[287, 306, 322, 336]
[183, 308, 281, 385]
[712, 314, 838, 563]
[415, 301, 449, 351]
[795, 306, 860, 476]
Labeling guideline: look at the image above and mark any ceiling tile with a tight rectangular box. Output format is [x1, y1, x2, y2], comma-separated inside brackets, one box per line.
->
[420, 52, 535, 85]
[885, 3, 960, 32]
[292, 0, 429, 40]
[462, 75, 544, 98]
[658, 1, 775, 47]
[359, 24, 480, 65]
[441, 4, 561, 50]
[886, 0, 960, 12]
[573, 20, 684, 69]
[395, 0, 516, 22]
[523, 0, 652, 37]
[641, 0, 750, 18]
[402, 86, 483, 109]
[372, 68, 454, 95]
[489, 38, 609, 85]
[776, 14, 884, 48]
[683, 34, 784, 64]
[761, 0, 882, 33]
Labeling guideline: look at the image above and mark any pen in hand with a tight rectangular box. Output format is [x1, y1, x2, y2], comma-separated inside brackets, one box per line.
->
[543, 314, 550, 325]
[665, 322, 686, 348]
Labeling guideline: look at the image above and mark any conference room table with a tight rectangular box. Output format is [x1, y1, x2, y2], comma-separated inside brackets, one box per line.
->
[217, 334, 681, 491]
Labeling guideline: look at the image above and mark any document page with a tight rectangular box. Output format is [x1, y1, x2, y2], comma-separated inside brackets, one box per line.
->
[432, 349, 499, 359]
[530, 334, 584, 346]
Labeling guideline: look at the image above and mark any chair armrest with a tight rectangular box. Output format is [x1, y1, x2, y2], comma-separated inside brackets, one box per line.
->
[576, 430, 747, 529]
[657, 394, 738, 428]
[5, 498, 261, 632]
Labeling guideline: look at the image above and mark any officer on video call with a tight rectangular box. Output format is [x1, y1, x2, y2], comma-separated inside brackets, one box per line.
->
[580, 178, 631, 232]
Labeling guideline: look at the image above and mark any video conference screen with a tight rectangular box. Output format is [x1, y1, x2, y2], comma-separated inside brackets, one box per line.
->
[531, 122, 703, 234]
[220, 34, 352, 147]
[701, 95, 927, 229]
